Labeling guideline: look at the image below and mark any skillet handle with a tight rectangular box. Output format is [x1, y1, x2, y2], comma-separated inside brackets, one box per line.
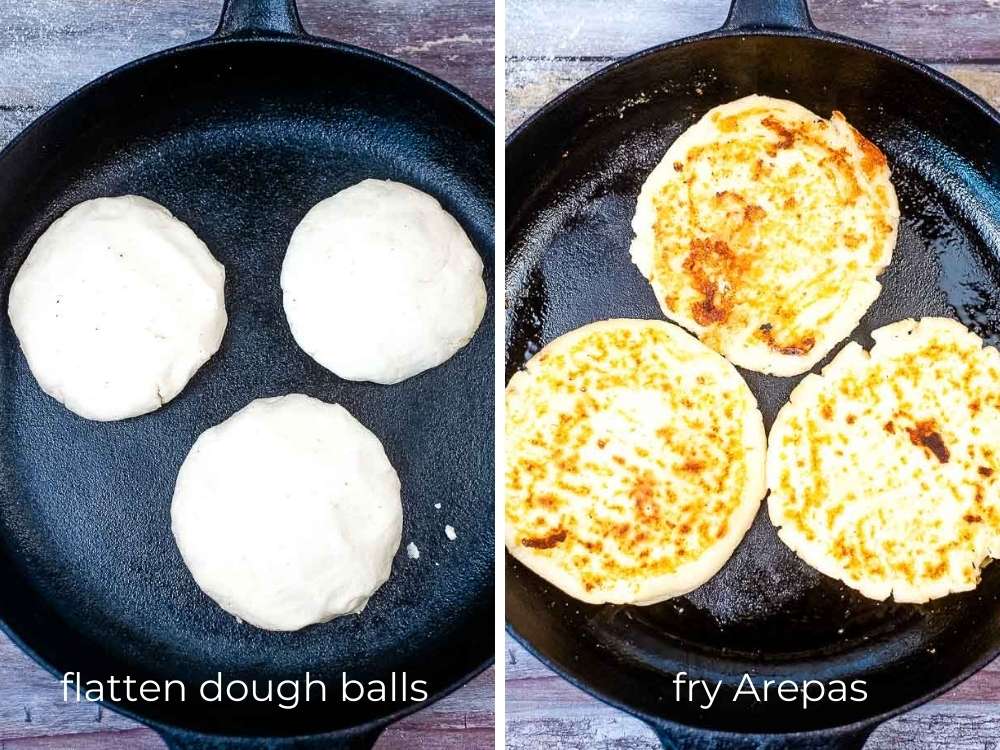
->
[651, 723, 876, 749]
[159, 727, 382, 749]
[722, 0, 815, 30]
[216, 0, 305, 38]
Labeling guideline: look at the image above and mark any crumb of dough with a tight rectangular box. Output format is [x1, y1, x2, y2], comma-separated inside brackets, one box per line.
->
[445, 525, 457, 541]
[434, 503, 442, 509]
[406, 542, 420, 559]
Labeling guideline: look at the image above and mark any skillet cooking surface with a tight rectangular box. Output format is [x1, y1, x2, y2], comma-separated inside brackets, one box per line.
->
[0, 38, 494, 736]
[506, 33, 1000, 733]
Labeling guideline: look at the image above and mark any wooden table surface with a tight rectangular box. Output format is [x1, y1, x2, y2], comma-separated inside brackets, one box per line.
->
[505, 0, 1000, 748]
[0, 2, 494, 749]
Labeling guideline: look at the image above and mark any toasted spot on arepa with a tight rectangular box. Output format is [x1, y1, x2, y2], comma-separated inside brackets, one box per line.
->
[630, 95, 899, 376]
[505, 318, 766, 605]
[767, 317, 1000, 603]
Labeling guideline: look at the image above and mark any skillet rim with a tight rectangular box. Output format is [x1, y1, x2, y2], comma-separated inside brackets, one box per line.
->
[0, 27, 496, 742]
[504, 23, 1000, 740]
[505, 25, 999, 151]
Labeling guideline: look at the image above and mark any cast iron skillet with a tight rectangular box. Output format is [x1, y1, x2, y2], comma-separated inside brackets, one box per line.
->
[0, 0, 493, 747]
[506, 0, 1000, 747]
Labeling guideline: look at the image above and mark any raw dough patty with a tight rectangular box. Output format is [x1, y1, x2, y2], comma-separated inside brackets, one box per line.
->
[8, 195, 227, 421]
[171, 394, 403, 631]
[506, 319, 767, 605]
[630, 95, 899, 376]
[768, 318, 1000, 603]
[281, 179, 487, 384]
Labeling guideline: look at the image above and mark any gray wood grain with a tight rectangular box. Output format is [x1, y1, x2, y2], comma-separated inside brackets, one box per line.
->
[0, 1, 494, 748]
[0, 637, 494, 750]
[298, 0, 494, 108]
[505, 1, 1000, 747]
[1, 638, 494, 749]
[506, 0, 1000, 131]
[507, 0, 1000, 61]
[0, 0, 493, 146]
[507, 638, 1000, 749]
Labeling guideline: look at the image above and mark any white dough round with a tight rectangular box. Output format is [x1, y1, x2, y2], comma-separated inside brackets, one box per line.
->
[8, 195, 227, 421]
[281, 179, 487, 384]
[171, 394, 403, 631]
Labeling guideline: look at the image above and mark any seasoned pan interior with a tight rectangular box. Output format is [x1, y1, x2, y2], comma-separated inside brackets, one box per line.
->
[506, 33, 1000, 733]
[0, 38, 494, 736]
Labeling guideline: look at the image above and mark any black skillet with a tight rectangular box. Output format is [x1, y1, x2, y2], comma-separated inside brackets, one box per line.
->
[0, 0, 493, 747]
[506, 0, 1000, 746]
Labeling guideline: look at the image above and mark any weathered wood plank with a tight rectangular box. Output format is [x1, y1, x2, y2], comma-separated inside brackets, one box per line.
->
[0, 718, 495, 749]
[0, 637, 138, 740]
[939, 63, 1000, 108]
[505, 57, 604, 131]
[506, 638, 1000, 749]
[0, 0, 492, 150]
[0, 729, 169, 750]
[299, 0, 494, 107]
[0, 628, 494, 748]
[504, 0, 1000, 130]
[506, 0, 1000, 63]
[506, 59, 1000, 131]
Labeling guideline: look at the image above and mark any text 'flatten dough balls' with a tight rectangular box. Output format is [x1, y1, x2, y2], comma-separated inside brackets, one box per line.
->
[281, 179, 487, 384]
[8, 196, 227, 420]
[171, 394, 403, 631]
[768, 318, 1000, 603]
[630, 95, 899, 376]
[506, 319, 767, 605]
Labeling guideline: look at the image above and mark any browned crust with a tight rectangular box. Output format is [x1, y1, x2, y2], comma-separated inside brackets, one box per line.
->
[907, 420, 950, 464]
[521, 529, 567, 549]
[506, 323, 758, 595]
[648, 102, 893, 364]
